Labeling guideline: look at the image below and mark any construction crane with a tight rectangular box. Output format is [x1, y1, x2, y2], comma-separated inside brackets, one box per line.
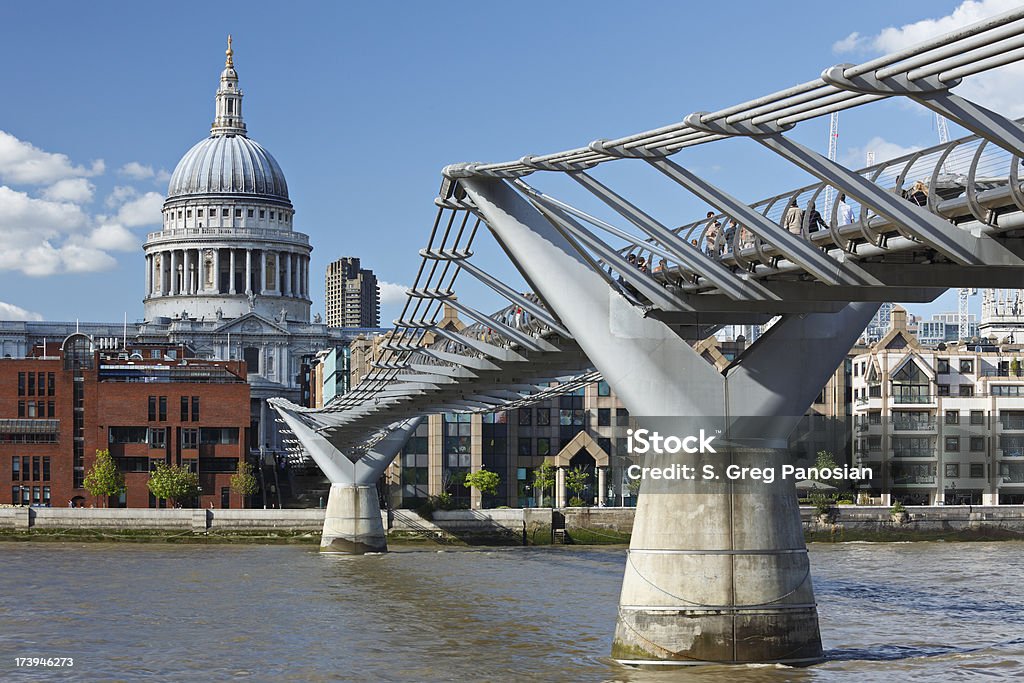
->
[823, 112, 839, 216]
[936, 112, 975, 340]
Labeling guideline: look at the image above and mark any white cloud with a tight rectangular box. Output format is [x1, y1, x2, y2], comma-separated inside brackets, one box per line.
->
[82, 223, 139, 252]
[832, 0, 1024, 116]
[115, 191, 163, 227]
[0, 185, 89, 235]
[105, 185, 138, 208]
[378, 281, 408, 305]
[154, 169, 171, 183]
[0, 130, 103, 185]
[0, 301, 43, 321]
[119, 161, 155, 179]
[832, 32, 862, 54]
[41, 178, 95, 203]
[844, 136, 921, 168]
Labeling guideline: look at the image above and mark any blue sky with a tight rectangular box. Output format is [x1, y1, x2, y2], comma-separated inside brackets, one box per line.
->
[0, 0, 1017, 326]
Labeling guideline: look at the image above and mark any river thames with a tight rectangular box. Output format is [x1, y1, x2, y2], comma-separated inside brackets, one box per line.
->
[1, 541, 1022, 681]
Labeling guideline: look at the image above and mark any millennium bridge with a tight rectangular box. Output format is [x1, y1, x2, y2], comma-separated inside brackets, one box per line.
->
[272, 7, 1024, 666]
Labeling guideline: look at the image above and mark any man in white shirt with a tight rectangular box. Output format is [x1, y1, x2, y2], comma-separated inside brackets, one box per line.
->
[837, 193, 855, 225]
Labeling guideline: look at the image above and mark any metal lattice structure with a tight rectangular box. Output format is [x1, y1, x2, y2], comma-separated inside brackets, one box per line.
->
[277, 5, 1024, 455]
[273, 6, 1024, 663]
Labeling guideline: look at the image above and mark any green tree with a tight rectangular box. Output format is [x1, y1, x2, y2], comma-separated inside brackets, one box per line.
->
[82, 449, 125, 507]
[148, 462, 201, 508]
[565, 465, 591, 506]
[229, 460, 258, 506]
[464, 467, 501, 506]
[532, 461, 556, 507]
[1012, 358, 1021, 377]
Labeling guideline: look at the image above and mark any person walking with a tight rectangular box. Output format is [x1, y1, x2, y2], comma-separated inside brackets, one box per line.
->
[805, 201, 826, 233]
[837, 193, 855, 225]
[784, 199, 804, 235]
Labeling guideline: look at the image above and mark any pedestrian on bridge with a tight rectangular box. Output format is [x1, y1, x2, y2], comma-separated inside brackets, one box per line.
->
[784, 199, 804, 235]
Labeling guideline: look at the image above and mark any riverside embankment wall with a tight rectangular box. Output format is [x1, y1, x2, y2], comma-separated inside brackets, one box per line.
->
[2, 506, 1024, 540]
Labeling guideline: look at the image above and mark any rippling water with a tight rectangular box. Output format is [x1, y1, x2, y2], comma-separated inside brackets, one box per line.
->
[0, 541, 1022, 681]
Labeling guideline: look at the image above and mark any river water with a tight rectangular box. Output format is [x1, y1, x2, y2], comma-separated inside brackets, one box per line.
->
[0, 541, 1022, 681]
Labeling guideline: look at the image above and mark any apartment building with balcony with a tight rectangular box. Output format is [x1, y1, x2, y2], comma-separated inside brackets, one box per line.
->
[851, 307, 1024, 505]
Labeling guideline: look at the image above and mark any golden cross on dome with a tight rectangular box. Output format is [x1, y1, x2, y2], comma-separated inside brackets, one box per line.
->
[225, 35, 234, 68]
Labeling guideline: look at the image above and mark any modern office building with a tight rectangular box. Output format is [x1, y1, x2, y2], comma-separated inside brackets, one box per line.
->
[851, 306, 1024, 505]
[325, 257, 380, 328]
[1, 336, 251, 509]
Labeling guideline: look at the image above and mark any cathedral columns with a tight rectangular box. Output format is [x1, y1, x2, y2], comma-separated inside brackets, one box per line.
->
[245, 249, 253, 295]
[198, 249, 206, 293]
[260, 250, 267, 295]
[212, 249, 221, 295]
[229, 249, 237, 294]
[170, 250, 179, 295]
[284, 252, 292, 297]
[145, 255, 152, 297]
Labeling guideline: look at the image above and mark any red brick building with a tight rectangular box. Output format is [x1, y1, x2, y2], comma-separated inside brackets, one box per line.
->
[1, 334, 252, 509]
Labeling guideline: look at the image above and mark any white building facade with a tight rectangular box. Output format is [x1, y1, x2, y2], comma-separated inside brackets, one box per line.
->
[851, 309, 1024, 506]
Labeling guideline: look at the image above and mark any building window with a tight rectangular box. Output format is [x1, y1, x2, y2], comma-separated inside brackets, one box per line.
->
[937, 358, 950, 374]
[235, 209, 242, 218]
[616, 408, 630, 427]
[969, 463, 984, 478]
[536, 407, 550, 426]
[26, 402, 36, 418]
[247, 209, 254, 217]
[191, 396, 200, 422]
[518, 409, 531, 426]
[537, 438, 550, 456]
[47, 401, 54, 418]
[12, 457, 19, 480]
[970, 410, 985, 425]
[945, 436, 960, 452]
[597, 380, 611, 397]
[197, 209, 204, 218]
[222, 209, 229, 217]
[180, 396, 188, 421]
[17, 401, 24, 418]
[42, 457, 49, 481]
[598, 408, 611, 427]
[259, 210, 265, 218]
[149, 396, 157, 421]
[970, 436, 985, 452]
[960, 359, 974, 374]
[186, 210, 192, 218]
[937, 384, 950, 397]
[518, 438, 532, 456]
[32, 457, 40, 481]
[868, 412, 882, 425]
[17, 372, 24, 396]
[159, 396, 167, 421]
[47, 373, 54, 395]
[944, 410, 960, 425]
[182, 428, 198, 450]
[945, 463, 960, 478]
[27, 373, 34, 396]
[959, 384, 974, 397]
[149, 428, 166, 449]
[32, 486, 40, 505]
[21, 457, 29, 481]
[11, 486, 18, 505]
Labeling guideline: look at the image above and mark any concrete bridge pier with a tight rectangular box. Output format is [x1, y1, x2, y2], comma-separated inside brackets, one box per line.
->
[270, 401, 420, 554]
[462, 177, 877, 665]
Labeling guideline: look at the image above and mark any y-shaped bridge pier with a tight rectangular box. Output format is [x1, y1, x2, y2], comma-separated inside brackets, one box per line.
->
[273, 6, 1024, 665]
